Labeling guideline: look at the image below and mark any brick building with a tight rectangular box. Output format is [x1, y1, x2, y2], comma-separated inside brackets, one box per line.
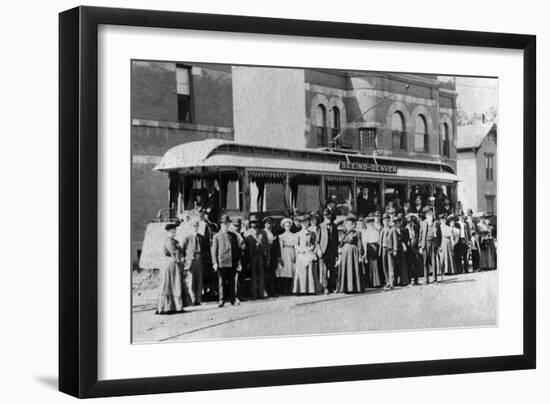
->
[132, 61, 458, 265]
[456, 120, 497, 214]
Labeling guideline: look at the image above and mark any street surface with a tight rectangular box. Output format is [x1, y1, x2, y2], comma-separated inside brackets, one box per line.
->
[132, 271, 497, 343]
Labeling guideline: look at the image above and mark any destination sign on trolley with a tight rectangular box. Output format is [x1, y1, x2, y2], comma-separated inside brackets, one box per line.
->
[339, 161, 398, 174]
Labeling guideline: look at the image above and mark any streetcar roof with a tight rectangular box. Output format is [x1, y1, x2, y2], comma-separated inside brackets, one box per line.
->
[154, 139, 457, 182]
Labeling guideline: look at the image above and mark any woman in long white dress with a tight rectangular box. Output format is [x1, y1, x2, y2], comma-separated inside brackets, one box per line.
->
[438, 214, 456, 276]
[277, 218, 297, 295]
[293, 215, 318, 295]
[361, 216, 383, 287]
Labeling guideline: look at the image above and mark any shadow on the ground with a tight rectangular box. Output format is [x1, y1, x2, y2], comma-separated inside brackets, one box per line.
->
[438, 277, 476, 285]
[35, 375, 58, 390]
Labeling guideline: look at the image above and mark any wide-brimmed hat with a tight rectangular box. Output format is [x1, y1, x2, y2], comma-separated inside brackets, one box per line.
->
[295, 214, 310, 222]
[248, 213, 261, 223]
[263, 216, 273, 224]
[219, 214, 231, 224]
[345, 213, 358, 222]
[309, 210, 320, 221]
[365, 216, 375, 222]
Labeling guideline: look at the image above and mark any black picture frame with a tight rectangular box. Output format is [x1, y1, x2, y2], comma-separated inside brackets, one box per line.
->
[59, 6, 536, 398]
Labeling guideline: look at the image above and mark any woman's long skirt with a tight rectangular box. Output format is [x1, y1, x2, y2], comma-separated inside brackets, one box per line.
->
[407, 249, 423, 282]
[366, 242, 383, 287]
[293, 253, 317, 294]
[277, 246, 295, 279]
[480, 239, 497, 270]
[439, 239, 456, 275]
[337, 244, 365, 293]
[157, 259, 193, 314]
[396, 250, 410, 286]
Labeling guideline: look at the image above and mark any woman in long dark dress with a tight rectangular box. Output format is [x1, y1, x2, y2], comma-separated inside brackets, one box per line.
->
[337, 215, 365, 293]
[156, 223, 193, 314]
[391, 216, 409, 286]
[477, 215, 497, 270]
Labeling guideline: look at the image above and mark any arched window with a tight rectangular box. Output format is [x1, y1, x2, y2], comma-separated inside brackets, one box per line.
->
[315, 104, 327, 147]
[332, 107, 340, 139]
[415, 114, 428, 152]
[391, 111, 406, 150]
[442, 122, 450, 157]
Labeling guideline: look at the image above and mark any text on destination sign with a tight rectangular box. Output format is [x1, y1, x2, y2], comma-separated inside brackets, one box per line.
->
[339, 161, 398, 174]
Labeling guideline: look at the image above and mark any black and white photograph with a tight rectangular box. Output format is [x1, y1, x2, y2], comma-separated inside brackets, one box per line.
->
[131, 61, 498, 343]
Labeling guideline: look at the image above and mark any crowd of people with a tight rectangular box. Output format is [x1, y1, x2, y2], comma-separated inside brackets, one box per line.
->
[155, 186, 497, 315]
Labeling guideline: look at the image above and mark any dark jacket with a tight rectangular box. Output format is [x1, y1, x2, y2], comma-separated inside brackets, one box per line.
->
[356, 195, 375, 217]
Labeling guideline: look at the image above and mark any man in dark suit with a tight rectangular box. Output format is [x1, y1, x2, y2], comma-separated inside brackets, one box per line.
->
[455, 215, 472, 273]
[319, 208, 339, 293]
[356, 186, 375, 217]
[181, 217, 209, 305]
[211, 214, 242, 307]
[203, 180, 220, 223]
[403, 214, 421, 285]
[419, 207, 442, 284]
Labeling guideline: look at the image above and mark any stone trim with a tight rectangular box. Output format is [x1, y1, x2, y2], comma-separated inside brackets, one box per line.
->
[307, 83, 438, 106]
[132, 118, 234, 134]
[386, 101, 411, 131]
